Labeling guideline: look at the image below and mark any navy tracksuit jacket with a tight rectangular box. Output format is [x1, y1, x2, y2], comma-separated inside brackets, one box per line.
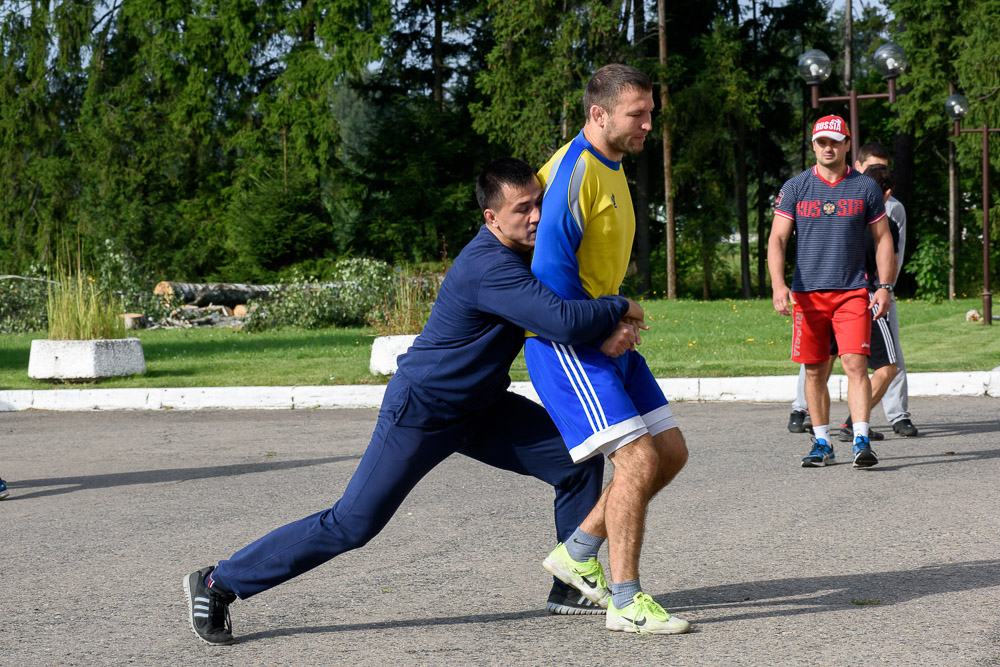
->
[212, 226, 628, 599]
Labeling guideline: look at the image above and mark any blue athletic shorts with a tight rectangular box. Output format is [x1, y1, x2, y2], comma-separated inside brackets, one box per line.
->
[524, 336, 673, 462]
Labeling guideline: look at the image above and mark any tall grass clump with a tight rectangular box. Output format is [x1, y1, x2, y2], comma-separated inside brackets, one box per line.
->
[366, 272, 439, 336]
[46, 269, 125, 340]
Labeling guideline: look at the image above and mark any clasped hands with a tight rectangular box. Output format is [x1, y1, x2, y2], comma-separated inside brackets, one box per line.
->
[600, 298, 649, 358]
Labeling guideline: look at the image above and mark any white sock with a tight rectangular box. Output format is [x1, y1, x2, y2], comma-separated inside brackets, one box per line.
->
[813, 425, 830, 443]
[853, 421, 870, 440]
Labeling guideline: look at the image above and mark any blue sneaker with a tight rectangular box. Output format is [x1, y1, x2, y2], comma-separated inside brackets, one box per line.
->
[801, 438, 834, 467]
[0, 478, 8, 500]
[852, 437, 878, 468]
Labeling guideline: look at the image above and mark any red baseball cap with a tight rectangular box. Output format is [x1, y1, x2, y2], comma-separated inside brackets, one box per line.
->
[812, 115, 850, 142]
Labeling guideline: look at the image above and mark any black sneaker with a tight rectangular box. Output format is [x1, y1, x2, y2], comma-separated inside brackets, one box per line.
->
[838, 418, 883, 442]
[787, 410, 808, 433]
[546, 581, 606, 615]
[892, 418, 919, 437]
[183, 566, 237, 645]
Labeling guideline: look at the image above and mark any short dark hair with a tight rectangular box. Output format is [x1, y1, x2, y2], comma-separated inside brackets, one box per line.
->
[864, 163, 895, 194]
[857, 142, 891, 165]
[476, 158, 537, 212]
[583, 64, 652, 120]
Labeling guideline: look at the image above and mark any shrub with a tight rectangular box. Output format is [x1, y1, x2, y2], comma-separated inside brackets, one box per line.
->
[93, 239, 172, 321]
[0, 267, 50, 333]
[909, 233, 950, 299]
[243, 257, 396, 332]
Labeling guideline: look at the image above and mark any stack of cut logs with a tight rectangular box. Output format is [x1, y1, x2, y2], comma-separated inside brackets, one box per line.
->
[122, 281, 285, 330]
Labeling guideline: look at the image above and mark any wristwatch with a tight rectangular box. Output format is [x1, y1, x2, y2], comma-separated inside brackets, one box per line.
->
[877, 283, 894, 292]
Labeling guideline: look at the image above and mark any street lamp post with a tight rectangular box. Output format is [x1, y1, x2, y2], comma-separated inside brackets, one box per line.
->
[945, 93, 998, 326]
[798, 43, 907, 158]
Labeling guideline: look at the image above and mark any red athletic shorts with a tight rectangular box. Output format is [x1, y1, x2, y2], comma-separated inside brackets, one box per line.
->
[791, 288, 871, 364]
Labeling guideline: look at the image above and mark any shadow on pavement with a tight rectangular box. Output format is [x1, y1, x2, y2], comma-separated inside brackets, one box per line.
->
[7, 456, 359, 501]
[666, 559, 1000, 624]
[907, 419, 1000, 438]
[238, 609, 552, 643]
[232, 560, 999, 643]
[876, 446, 1000, 471]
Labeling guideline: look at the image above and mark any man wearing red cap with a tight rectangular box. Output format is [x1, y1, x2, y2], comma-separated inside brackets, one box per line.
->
[767, 115, 897, 468]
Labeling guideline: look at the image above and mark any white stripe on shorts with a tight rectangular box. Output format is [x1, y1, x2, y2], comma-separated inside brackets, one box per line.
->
[553, 343, 609, 433]
[869, 290, 898, 364]
[875, 314, 896, 364]
[570, 405, 678, 463]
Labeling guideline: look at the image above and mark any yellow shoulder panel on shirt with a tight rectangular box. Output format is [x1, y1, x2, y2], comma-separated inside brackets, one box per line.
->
[575, 153, 634, 299]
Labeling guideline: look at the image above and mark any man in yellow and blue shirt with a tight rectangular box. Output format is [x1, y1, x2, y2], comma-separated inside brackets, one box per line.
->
[527, 64, 691, 635]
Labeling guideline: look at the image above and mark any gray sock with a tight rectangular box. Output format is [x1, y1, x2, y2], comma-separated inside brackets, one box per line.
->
[611, 578, 641, 610]
[564, 528, 603, 562]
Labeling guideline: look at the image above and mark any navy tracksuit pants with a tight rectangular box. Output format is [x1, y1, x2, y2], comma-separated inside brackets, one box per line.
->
[211, 374, 604, 599]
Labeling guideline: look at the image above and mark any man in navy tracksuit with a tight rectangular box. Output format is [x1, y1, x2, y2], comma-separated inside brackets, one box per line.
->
[183, 158, 644, 645]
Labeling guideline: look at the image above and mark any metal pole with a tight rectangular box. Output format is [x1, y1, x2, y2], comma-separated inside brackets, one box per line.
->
[849, 89, 859, 159]
[949, 128, 957, 300]
[984, 126, 992, 325]
[844, 0, 852, 89]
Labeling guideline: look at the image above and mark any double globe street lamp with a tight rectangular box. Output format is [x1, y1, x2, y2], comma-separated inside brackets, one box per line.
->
[944, 93, 998, 325]
[798, 43, 907, 158]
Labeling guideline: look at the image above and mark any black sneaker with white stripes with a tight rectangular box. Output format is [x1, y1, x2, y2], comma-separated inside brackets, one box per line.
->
[183, 566, 237, 645]
[838, 417, 883, 442]
[547, 581, 607, 615]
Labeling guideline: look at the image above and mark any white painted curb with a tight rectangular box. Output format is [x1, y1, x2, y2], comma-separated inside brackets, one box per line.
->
[0, 371, 997, 412]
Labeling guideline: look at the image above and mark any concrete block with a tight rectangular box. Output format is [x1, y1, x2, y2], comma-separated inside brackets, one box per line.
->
[509, 381, 540, 403]
[369, 335, 418, 376]
[28, 338, 146, 381]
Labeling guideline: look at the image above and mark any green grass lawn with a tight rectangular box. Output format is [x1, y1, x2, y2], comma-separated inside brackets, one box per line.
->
[509, 296, 1000, 380]
[1, 297, 996, 390]
[0, 327, 378, 390]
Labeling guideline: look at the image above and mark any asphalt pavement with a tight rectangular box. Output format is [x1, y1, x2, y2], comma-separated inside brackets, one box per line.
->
[2, 396, 999, 665]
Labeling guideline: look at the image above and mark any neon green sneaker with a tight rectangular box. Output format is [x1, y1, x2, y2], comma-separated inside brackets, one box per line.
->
[542, 543, 610, 608]
[606, 593, 690, 634]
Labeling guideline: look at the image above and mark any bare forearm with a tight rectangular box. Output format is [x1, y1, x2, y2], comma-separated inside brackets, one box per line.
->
[876, 239, 895, 285]
[767, 238, 788, 291]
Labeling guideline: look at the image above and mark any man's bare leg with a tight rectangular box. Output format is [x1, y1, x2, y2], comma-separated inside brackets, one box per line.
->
[870, 363, 898, 407]
[841, 352, 879, 467]
[578, 427, 690, 633]
[841, 353, 872, 426]
[572, 429, 688, 573]
[600, 429, 687, 582]
[801, 357, 837, 466]
[803, 357, 834, 429]
[578, 486, 610, 539]
[546, 429, 682, 610]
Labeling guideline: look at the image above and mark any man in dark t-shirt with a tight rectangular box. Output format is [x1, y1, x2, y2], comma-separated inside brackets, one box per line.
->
[813, 164, 902, 441]
[767, 115, 896, 469]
